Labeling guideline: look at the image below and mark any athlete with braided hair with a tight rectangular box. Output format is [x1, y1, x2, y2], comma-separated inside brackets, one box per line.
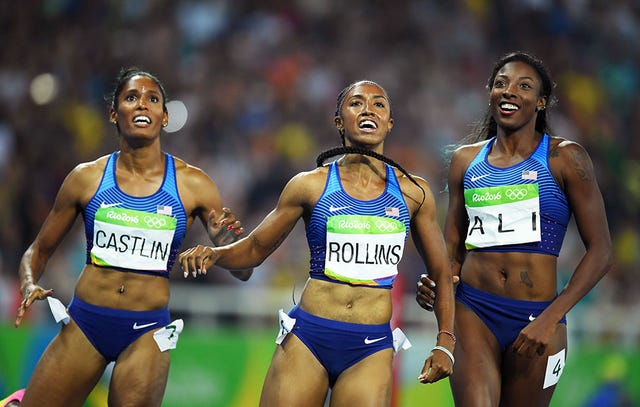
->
[179, 80, 455, 406]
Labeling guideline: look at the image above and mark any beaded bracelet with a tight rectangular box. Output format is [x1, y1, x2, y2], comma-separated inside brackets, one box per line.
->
[432, 345, 455, 365]
[437, 329, 457, 343]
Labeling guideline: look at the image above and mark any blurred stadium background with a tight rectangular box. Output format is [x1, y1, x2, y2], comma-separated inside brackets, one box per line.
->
[0, 1, 638, 406]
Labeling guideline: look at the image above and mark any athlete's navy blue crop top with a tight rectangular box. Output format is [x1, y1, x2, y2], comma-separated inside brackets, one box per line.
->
[463, 134, 570, 256]
[83, 152, 188, 277]
[306, 161, 411, 289]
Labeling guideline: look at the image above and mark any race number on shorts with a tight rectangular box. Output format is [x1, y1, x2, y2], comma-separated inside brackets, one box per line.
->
[153, 319, 184, 352]
[543, 348, 565, 389]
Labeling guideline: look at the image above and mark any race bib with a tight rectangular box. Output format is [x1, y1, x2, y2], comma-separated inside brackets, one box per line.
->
[91, 207, 177, 270]
[153, 319, 184, 352]
[543, 349, 566, 388]
[324, 215, 405, 286]
[464, 184, 541, 249]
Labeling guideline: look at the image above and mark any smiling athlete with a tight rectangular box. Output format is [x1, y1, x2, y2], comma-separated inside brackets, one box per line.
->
[416, 51, 613, 407]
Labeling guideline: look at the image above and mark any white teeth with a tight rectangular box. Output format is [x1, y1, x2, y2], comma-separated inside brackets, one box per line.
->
[359, 120, 377, 129]
[500, 103, 518, 111]
[133, 115, 151, 123]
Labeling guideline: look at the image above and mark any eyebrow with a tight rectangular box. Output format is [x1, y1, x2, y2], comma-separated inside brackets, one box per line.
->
[496, 74, 535, 81]
[348, 94, 387, 100]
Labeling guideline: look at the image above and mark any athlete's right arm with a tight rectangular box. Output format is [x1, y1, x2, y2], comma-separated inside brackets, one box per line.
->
[179, 170, 322, 277]
[15, 163, 97, 327]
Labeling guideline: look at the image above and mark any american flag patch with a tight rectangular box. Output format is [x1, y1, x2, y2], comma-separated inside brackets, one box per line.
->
[385, 207, 400, 217]
[157, 205, 173, 216]
[522, 170, 538, 181]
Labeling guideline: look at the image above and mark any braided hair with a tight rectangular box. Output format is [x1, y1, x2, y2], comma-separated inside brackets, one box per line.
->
[317, 80, 425, 211]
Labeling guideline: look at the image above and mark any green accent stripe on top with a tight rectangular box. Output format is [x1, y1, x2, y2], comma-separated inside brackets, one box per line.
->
[464, 184, 539, 208]
[327, 215, 405, 235]
[95, 207, 176, 230]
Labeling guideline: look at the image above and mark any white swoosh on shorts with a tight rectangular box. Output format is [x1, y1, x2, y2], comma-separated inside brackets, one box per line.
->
[133, 321, 158, 330]
[364, 336, 387, 345]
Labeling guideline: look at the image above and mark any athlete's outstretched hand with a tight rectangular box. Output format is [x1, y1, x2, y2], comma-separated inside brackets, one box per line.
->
[179, 245, 221, 279]
[15, 283, 54, 328]
[207, 208, 245, 247]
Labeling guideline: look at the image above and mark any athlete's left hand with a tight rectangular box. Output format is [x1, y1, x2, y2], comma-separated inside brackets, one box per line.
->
[511, 316, 556, 358]
[207, 208, 244, 247]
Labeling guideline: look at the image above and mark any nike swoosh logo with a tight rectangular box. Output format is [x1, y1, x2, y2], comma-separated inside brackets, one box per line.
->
[364, 336, 387, 345]
[100, 201, 123, 209]
[133, 321, 158, 330]
[329, 205, 351, 212]
[470, 174, 491, 182]
[528, 314, 536, 321]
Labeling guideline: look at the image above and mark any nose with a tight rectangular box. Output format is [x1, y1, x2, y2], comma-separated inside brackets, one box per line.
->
[137, 97, 148, 109]
[503, 83, 517, 97]
[362, 100, 376, 115]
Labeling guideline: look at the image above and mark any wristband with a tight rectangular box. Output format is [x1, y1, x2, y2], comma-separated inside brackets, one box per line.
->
[437, 329, 457, 343]
[432, 345, 455, 365]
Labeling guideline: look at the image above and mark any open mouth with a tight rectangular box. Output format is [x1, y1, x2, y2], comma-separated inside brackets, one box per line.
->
[359, 119, 377, 130]
[499, 102, 519, 112]
[133, 115, 151, 124]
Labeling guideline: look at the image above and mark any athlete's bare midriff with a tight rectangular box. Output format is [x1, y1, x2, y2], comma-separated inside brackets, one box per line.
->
[461, 251, 559, 301]
[74, 264, 170, 311]
[299, 278, 392, 324]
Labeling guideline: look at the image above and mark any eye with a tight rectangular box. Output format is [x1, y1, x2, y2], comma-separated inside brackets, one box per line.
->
[493, 79, 505, 88]
[150, 95, 160, 103]
[375, 101, 386, 108]
[125, 95, 136, 102]
[349, 100, 362, 107]
[520, 82, 532, 90]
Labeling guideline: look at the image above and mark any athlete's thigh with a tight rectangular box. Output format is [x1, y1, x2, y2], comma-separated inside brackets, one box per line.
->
[330, 348, 393, 407]
[21, 321, 107, 407]
[500, 323, 567, 407]
[259, 333, 329, 407]
[108, 331, 170, 407]
[450, 301, 503, 407]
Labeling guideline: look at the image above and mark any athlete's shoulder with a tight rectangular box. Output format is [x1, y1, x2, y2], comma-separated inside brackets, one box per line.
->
[287, 166, 328, 188]
[548, 136, 593, 166]
[452, 139, 488, 158]
[66, 154, 111, 181]
[448, 140, 488, 175]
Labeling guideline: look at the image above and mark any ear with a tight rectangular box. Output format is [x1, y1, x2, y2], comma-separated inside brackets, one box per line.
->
[162, 111, 169, 127]
[334, 116, 344, 134]
[109, 109, 117, 124]
[536, 97, 547, 112]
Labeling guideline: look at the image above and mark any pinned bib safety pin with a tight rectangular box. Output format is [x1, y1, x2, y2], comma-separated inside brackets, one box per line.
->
[47, 297, 70, 325]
